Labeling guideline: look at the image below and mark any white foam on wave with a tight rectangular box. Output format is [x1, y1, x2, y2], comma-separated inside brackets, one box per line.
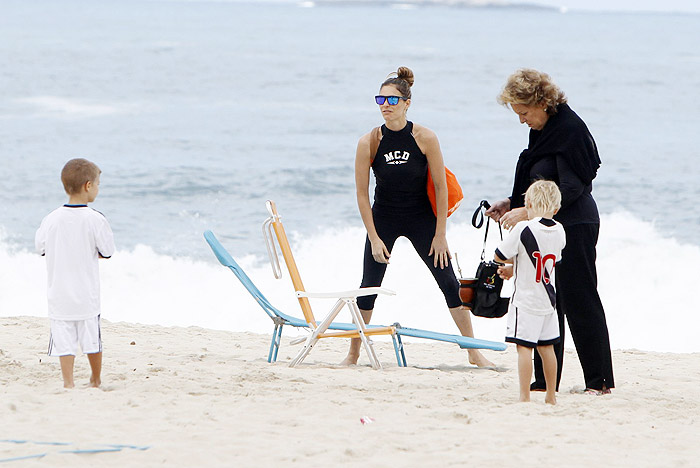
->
[1, 212, 698, 353]
[16, 96, 128, 118]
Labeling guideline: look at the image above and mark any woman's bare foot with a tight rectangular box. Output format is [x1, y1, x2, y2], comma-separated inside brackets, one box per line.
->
[63, 381, 75, 389]
[468, 350, 495, 368]
[339, 353, 359, 366]
[545, 395, 557, 405]
[340, 337, 362, 366]
[519, 393, 530, 402]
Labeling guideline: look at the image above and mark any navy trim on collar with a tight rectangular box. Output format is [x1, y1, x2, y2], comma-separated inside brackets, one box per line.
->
[64, 204, 88, 208]
[539, 218, 556, 227]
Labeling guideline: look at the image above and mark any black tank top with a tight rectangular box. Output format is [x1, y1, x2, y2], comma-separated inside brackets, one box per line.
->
[372, 121, 431, 213]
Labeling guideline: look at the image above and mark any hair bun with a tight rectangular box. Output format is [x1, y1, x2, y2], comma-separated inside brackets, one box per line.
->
[396, 66, 414, 87]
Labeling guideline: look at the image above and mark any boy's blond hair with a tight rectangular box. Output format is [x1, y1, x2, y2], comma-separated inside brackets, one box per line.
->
[525, 180, 561, 216]
[61, 158, 101, 195]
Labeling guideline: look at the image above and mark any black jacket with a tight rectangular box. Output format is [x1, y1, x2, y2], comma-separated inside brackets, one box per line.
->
[510, 103, 601, 227]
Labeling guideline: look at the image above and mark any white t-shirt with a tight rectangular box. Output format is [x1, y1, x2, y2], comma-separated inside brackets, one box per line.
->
[35, 205, 115, 320]
[495, 217, 566, 316]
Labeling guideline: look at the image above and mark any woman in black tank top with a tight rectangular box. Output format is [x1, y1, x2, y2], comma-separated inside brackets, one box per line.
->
[341, 67, 494, 368]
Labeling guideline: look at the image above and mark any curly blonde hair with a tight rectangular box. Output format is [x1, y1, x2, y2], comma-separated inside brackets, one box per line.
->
[498, 69, 567, 114]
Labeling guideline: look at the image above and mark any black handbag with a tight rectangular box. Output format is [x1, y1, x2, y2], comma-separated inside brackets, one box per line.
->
[457, 200, 510, 319]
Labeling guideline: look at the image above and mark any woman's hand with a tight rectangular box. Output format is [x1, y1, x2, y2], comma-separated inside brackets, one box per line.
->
[485, 198, 511, 221]
[429, 234, 451, 269]
[370, 237, 391, 264]
[500, 207, 528, 230]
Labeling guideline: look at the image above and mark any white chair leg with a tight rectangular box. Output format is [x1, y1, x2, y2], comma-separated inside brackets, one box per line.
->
[289, 333, 317, 367]
[289, 299, 345, 368]
[347, 299, 382, 370]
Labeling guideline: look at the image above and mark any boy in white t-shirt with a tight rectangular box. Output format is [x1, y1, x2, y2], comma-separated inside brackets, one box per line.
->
[495, 180, 566, 405]
[35, 158, 115, 389]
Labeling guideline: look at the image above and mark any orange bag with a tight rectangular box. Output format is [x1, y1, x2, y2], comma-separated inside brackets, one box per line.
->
[427, 166, 463, 217]
[369, 126, 463, 218]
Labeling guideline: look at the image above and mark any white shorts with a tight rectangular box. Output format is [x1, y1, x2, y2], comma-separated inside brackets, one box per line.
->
[505, 305, 559, 348]
[48, 316, 102, 357]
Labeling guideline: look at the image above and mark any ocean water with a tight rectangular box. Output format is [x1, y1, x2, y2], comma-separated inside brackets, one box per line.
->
[1, 0, 699, 353]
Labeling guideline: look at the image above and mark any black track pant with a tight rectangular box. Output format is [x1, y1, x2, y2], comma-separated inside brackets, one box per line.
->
[357, 208, 461, 311]
[533, 222, 615, 391]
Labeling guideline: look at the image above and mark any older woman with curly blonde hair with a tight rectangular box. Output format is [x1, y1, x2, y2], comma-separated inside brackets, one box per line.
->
[486, 69, 614, 395]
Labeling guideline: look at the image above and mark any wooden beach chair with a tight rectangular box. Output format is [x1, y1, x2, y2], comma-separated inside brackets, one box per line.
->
[203, 230, 406, 368]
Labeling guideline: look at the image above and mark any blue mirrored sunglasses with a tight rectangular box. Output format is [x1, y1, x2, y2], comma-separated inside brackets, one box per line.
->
[375, 95, 408, 105]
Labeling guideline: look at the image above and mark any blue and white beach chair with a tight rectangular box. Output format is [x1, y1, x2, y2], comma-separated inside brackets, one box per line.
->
[204, 229, 402, 368]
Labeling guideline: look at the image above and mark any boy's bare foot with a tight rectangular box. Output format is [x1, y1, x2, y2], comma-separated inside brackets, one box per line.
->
[89, 376, 101, 388]
[468, 350, 495, 368]
[63, 382, 75, 389]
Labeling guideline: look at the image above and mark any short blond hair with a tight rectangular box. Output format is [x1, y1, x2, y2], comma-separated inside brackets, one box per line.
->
[61, 158, 101, 195]
[498, 68, 567, 115]
[525, 180, 561, 216]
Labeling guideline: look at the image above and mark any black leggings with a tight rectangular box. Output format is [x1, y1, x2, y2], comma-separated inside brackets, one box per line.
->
[357, 207, 461, 311]
[533, 223, 615, 391]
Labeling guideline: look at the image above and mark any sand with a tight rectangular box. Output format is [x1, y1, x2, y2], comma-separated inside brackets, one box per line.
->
[1, 315, 698, 467]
